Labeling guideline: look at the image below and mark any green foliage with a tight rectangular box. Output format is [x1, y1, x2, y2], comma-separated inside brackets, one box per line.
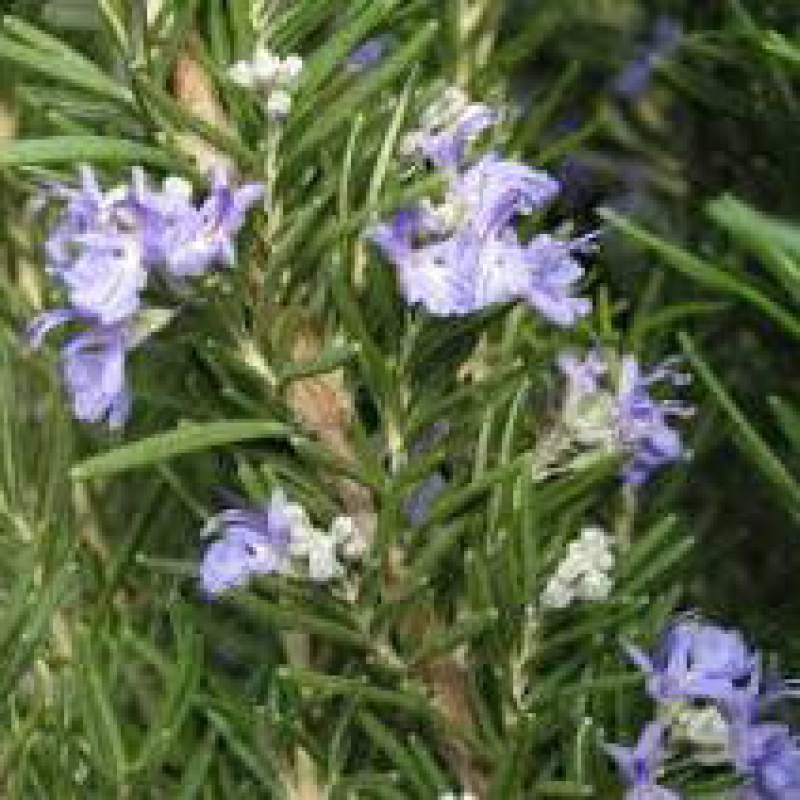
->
[0, 1, 797, 798]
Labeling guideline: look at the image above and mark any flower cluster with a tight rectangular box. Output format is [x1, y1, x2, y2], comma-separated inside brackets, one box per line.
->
[557, 350, 693, 485]
[369, 88, 594, 325]
[607, 618, 800, 799]
[27, 166, 263, 427]
[201, 489, 365, 595]
[540, 525, 614, 609]
[229, 44, 303, 119]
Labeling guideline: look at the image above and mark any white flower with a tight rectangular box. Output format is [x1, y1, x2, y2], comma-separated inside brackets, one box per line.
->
[420, 86, 470, 131]
[266, 90, 293, 119]
[330, 515, 368, 560]
[162, 176, 194, 200]
[673, 705, 730, 763]
[279, 55, 304, 84]
[540, 526, 614, 609]
[540, 577, 574, 609]
[306, 532, 344, 582]
[249, 47, 283, 85]
[228, 45, 303, 119]
[577, 570, 613, 601]
[229, 60, 257, 89]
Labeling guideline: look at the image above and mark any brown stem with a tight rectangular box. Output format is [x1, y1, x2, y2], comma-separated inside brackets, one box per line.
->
[171, 43, 234, 175]
[286, 328, 375, 538]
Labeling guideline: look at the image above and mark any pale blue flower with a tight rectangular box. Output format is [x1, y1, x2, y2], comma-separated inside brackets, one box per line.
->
[41, 165, 128, 269]
[519, 232, 595, 326]
[29, 166, 263, 424]
[615, 356, 693, 485]
[730, 722, 800, 800]
[371, 221, 593, 323]
[623, 619, 758, 705]
[58, 230, 147, 325]
[447, 154, 560, 236]
[558, 352, 691, 484]
[27, 309, 134, 428]
[346, 36, 392, 72]
[605, 721, 681, 800]
[369, 211, 475, 316]
[134, 169, 264, 278]
[401, 88, 501, 171]
[40, 166, 147, 324]
[200, 490, 293, 595]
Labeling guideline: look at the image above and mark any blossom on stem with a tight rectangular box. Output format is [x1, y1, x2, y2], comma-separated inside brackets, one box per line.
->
[623, 619, 759, 705]
[445, 153, 560, 236]
[401, 86, 501, 171]
[151, 170, 264, 277]
[200, 490, 293, 595]
[369, 198, 592, 323]
[30, 166, 263, 426]
[229, 44, 303, 119]
[731, 722, 800, 800]
[540, 525, 615, 608]
[558, 351, 692, 485]
[604, 721, 681, 800]
[201, 490, 365, 593]
[27, 309, 136, 428]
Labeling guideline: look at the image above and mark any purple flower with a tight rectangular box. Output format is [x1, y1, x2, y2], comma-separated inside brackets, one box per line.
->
[39, 166, 147, 324]
[615, 356, 693, 485]
[58, 230, 147, 325]
[558, 350, 608, 396]
[448, 154, 560, 236]
[40, 165, 129, 269]
[623, 619, 758, 705]
[558, 351, 691, 484]
[369, 213, 475, 316]
[519, 233, 595, 325]
[730, 723, 800, 800]
[133, 169, 264, 278]
[614, 16, 683, 99]
[605, 721, 681, 800]
[42, 166, 264, 290]
[369, 161, 590, 324]
[200, 490, 293, 595]
[346, 36, 392, 72]
[27, 309, 135, 428]
[401, 88, 501, 171]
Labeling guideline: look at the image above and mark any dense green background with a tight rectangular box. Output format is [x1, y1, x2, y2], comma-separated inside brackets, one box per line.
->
[0, 1, 797, 796]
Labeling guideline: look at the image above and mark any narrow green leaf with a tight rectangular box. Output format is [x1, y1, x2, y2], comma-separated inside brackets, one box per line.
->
[279, 667, 430, 716]
[680, 332, 800, 513]
[770, 397, 800, 452]
[0, 136, 182, 169]
[359, 711, 431, 798]
[601, 209, 800, 341]
[71, 420, 292, 480]
[0, 31, 132, 103]
[287, 20, 438, 161]
[173, 732, 218, 800]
